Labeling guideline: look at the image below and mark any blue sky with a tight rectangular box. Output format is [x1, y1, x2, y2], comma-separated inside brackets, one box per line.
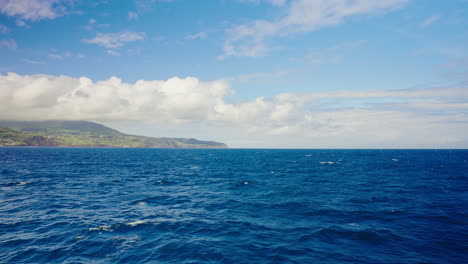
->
[1, 0, 468, 148]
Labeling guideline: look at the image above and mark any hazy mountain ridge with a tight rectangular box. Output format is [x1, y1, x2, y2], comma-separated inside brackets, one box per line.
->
[0, 121, 227, 148]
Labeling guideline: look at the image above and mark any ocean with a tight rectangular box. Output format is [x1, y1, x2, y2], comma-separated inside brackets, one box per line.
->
[0, 148, 467, 263]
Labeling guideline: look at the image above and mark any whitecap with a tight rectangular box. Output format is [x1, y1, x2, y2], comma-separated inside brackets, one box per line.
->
[89, 225, 112, 232]
[126, 220, 147, 227]
[8, 181, 29, 186]
[392, 159, 399, 161]
[243, 181, 249, 185]
[319, 161, 334, 164]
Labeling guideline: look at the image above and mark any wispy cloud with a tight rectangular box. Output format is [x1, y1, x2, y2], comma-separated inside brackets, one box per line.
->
[134, 0, 174, 11]
[329, 39, 368, 51]
[106, 49, 120, 56]
[0, 38, 17, 50]
[237, 69, 298, 83]
[48, 51, 72, 60]
[16, 20, 28, 27]
[83, 31, 146, 49]
[238, 0, 287, 6]
[23, 58, 44, 64]
[304, 52, 323, 65]
[0, 0, 71, 21]
[0, 24, 10, 34]
[128, 11, 138, 21]
[186, 31, 206, 40]
[421, 14, 440, 28]
[223, 0, 409, 57]
[48, 53, 64, 60]
[84, 18, 111, 31]
[47, 51, 82, 60]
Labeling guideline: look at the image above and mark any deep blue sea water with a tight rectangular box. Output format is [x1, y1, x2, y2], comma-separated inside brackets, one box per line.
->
[0, 148, 467, 264]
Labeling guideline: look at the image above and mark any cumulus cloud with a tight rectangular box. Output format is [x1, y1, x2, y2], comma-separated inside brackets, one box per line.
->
[0, 0, 70, 21]
[1, 72, 468, 148]
[223, 0, 409, 57]
[0, 73, 232, 123]
[83, 31, 146, 49]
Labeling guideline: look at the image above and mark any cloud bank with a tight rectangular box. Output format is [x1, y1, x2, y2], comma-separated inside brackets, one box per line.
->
[1, 72, 468, 148]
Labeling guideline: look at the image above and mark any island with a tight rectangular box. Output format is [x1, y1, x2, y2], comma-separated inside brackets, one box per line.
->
[0, 120, 228, 148]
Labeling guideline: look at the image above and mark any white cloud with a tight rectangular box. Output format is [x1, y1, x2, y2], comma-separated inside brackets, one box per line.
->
[47, 51, 72, 60]
[0, 24, 10, 34]
[224, 0, 409, 57]
[0, 73, 232, 123]
[421, 14, 440, 28]
[186, 32, 206, 40]
[1, 72, 468, 148]
[83, 31, 146, 49]
[237, 69, 296, 83]
[238, 0, 287, 6]
[84, 19, 110, 31]
[0, 38, 16, 50]
[23, 59, 44, 64]
[134, 0, 174, 11]
[128, 11, 138, 21]
[0, 0, 70, 21]
[106, 49, 120, 56]
[15, 19, 28, 27]
[48, 53, 64, 60]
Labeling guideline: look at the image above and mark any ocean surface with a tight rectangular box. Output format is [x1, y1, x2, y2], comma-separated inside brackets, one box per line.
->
[0, 148, 467, 264]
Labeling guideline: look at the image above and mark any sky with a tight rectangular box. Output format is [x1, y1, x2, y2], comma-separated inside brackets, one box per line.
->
[0, 0, 468, 148]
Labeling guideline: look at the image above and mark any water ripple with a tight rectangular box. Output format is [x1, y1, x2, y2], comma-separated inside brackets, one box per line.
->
[1, 148, 467, 263]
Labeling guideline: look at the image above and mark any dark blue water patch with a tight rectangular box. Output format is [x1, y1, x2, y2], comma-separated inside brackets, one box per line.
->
[0, 148, 467, 263]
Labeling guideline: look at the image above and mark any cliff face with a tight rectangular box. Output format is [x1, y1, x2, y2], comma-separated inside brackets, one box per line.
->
[24, 136, 60, 147]
[0, 121, 228, 148]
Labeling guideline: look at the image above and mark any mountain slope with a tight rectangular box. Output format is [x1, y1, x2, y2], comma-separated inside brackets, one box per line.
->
[0, 121, 227, 148]
[0, 120, 121, 135]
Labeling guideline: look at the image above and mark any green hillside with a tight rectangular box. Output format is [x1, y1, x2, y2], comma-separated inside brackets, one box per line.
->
[0, 121, 227, 148]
